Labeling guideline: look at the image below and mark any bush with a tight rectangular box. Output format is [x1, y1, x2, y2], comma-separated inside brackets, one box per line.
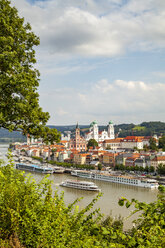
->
[0, 153, 164, 247]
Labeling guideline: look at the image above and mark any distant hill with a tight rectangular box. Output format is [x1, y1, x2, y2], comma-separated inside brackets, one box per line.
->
[0, 121, 165, 143]
[115, 122, 165, 137]
[47, 125, 90, 133]
[0, 128, 26, 143]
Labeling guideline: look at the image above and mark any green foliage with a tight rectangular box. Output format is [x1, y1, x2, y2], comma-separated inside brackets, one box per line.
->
[159, 136, 165, 151]
[46, 159, 95, 170]
[157, 163, 165, 175]
[0, 153, 165, 247]
[98, 163, 102, 171]
[0, 158, 4, 165]
[143, 144, 149, 151]
[31, 156, 43, 163]
[118, 186, 165, 247]
[1, 121, 165, 143]
[0, 153, 102, 247]
[132, 126, 145, 131]
[21, 148, 26, 153]
[0, 0, 60, 144]
[149, 137, 158, 151]
[87, 139, 98, 149]
[114, 164, 154, 173]
[149, 166, 155, 173]
[117, 121, 165, 137]
[141, 121, 165, 135]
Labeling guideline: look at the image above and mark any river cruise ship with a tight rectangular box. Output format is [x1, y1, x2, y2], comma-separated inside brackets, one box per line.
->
[71, 170, 159, 189]
[60, 180, 101, 191]
[53, 167, 65, 174]
[16, 163, 53, 174]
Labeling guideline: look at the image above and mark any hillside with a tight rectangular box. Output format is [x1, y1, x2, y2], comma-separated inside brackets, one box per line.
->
[0, 128, 26, 143]
[0, 121, 165, 143]
[116, 121, 165, 137]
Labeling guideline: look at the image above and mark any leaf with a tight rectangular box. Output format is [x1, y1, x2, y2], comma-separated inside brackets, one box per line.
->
[118, 198, 125, 206]
[101, 227, 110, 235]
[126, 201, 131, 208]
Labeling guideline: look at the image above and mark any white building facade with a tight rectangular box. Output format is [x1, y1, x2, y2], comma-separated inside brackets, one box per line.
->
[121, 137, 144, 150]
[61, 131, 71, 141]
[85, 121, 115, 142]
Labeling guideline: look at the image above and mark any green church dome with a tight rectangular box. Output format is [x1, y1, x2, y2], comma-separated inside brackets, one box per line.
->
[90, 120, 97, 127]
[109, 120, 113, 124]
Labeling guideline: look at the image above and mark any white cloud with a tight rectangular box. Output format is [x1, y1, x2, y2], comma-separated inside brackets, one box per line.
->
[57, 108, 68, 116]
[12, 0, 165, 57]
[39, 79, 165, 124]
[94, 79, 114, 93]
[115, 80, 149, 91]
[10, 1, 165, 125]
[78, 93, 88, 103]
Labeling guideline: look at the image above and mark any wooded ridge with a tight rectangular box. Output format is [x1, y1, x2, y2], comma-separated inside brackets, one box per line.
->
[0, 121, 165, 142]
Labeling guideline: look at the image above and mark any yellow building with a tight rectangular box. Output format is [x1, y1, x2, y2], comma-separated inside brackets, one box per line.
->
[102, 153, 116, 166]
[73, 153, 88, 165]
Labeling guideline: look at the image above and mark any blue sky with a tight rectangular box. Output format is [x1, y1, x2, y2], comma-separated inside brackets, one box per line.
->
[13, 0, 165, 125]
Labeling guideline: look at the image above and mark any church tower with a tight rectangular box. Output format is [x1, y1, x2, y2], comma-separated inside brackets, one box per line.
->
[27, 134, 31, 145]
[108, 121, 115, 139]
[75, 122, 80, 142]
[90, 120, 98, 141]
[69, 122, 86, 151]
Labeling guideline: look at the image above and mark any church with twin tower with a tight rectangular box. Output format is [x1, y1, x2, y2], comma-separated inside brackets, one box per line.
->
[85, 120, 115, 142]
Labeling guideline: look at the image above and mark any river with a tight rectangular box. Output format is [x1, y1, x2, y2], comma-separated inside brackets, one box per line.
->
[0, 143, 9, 164]
[0, 144, 158, 229]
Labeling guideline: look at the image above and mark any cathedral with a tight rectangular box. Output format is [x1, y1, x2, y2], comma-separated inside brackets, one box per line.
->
[85, 120, 115, 142]
[69, 123, 87, 151]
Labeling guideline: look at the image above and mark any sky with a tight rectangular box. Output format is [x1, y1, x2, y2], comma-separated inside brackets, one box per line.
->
[12, 0, 165, 125]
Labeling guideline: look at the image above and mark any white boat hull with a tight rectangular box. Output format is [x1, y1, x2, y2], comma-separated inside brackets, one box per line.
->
[71, 170, 159, 189]
[60, 180, 100, 191]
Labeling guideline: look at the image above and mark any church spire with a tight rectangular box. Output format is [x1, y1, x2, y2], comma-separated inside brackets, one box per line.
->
[76, 122, 79, 129]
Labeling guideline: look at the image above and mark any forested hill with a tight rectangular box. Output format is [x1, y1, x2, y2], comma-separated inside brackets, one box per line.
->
[0, 121, 165, 142]
[38, 122, 165, 137]
[116, 121, 165, 137]
[0, 128, 26, 143]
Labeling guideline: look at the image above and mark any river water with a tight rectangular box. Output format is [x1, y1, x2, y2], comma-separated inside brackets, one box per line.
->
[0, 144, 158, 229]
[0, 143, 9, 164]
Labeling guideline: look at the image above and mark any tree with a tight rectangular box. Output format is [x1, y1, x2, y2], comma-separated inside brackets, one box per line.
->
[149, 166, 155, 173]
[0, 0, 60, 143]
[87, 139, 98, 149]
[145, 165, 149, 173]
[159, 136, 165, 151]
[98, 163, 102, 171]
[149, 138, 158, 151]
[0, 153, 165, 247]
[0, 154, 103, 247]
[118, 185, 165, 247]
[157, 163, 165, 175]
[143, 144, 149, 152]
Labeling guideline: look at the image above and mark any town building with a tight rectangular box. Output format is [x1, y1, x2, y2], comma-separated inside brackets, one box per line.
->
[134, 157, 146, 168]
[115, 152, 133, 166]
[121, 136, 144, 150]
[102, 138, 122, 150]
[61, 131, 71, 141]
[58, 151, 69, 163]
[73, 153, 89, 165]
[151, 156, 165, 170]
[69, 123, 87, 151]
[85, 120, 115, 142]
